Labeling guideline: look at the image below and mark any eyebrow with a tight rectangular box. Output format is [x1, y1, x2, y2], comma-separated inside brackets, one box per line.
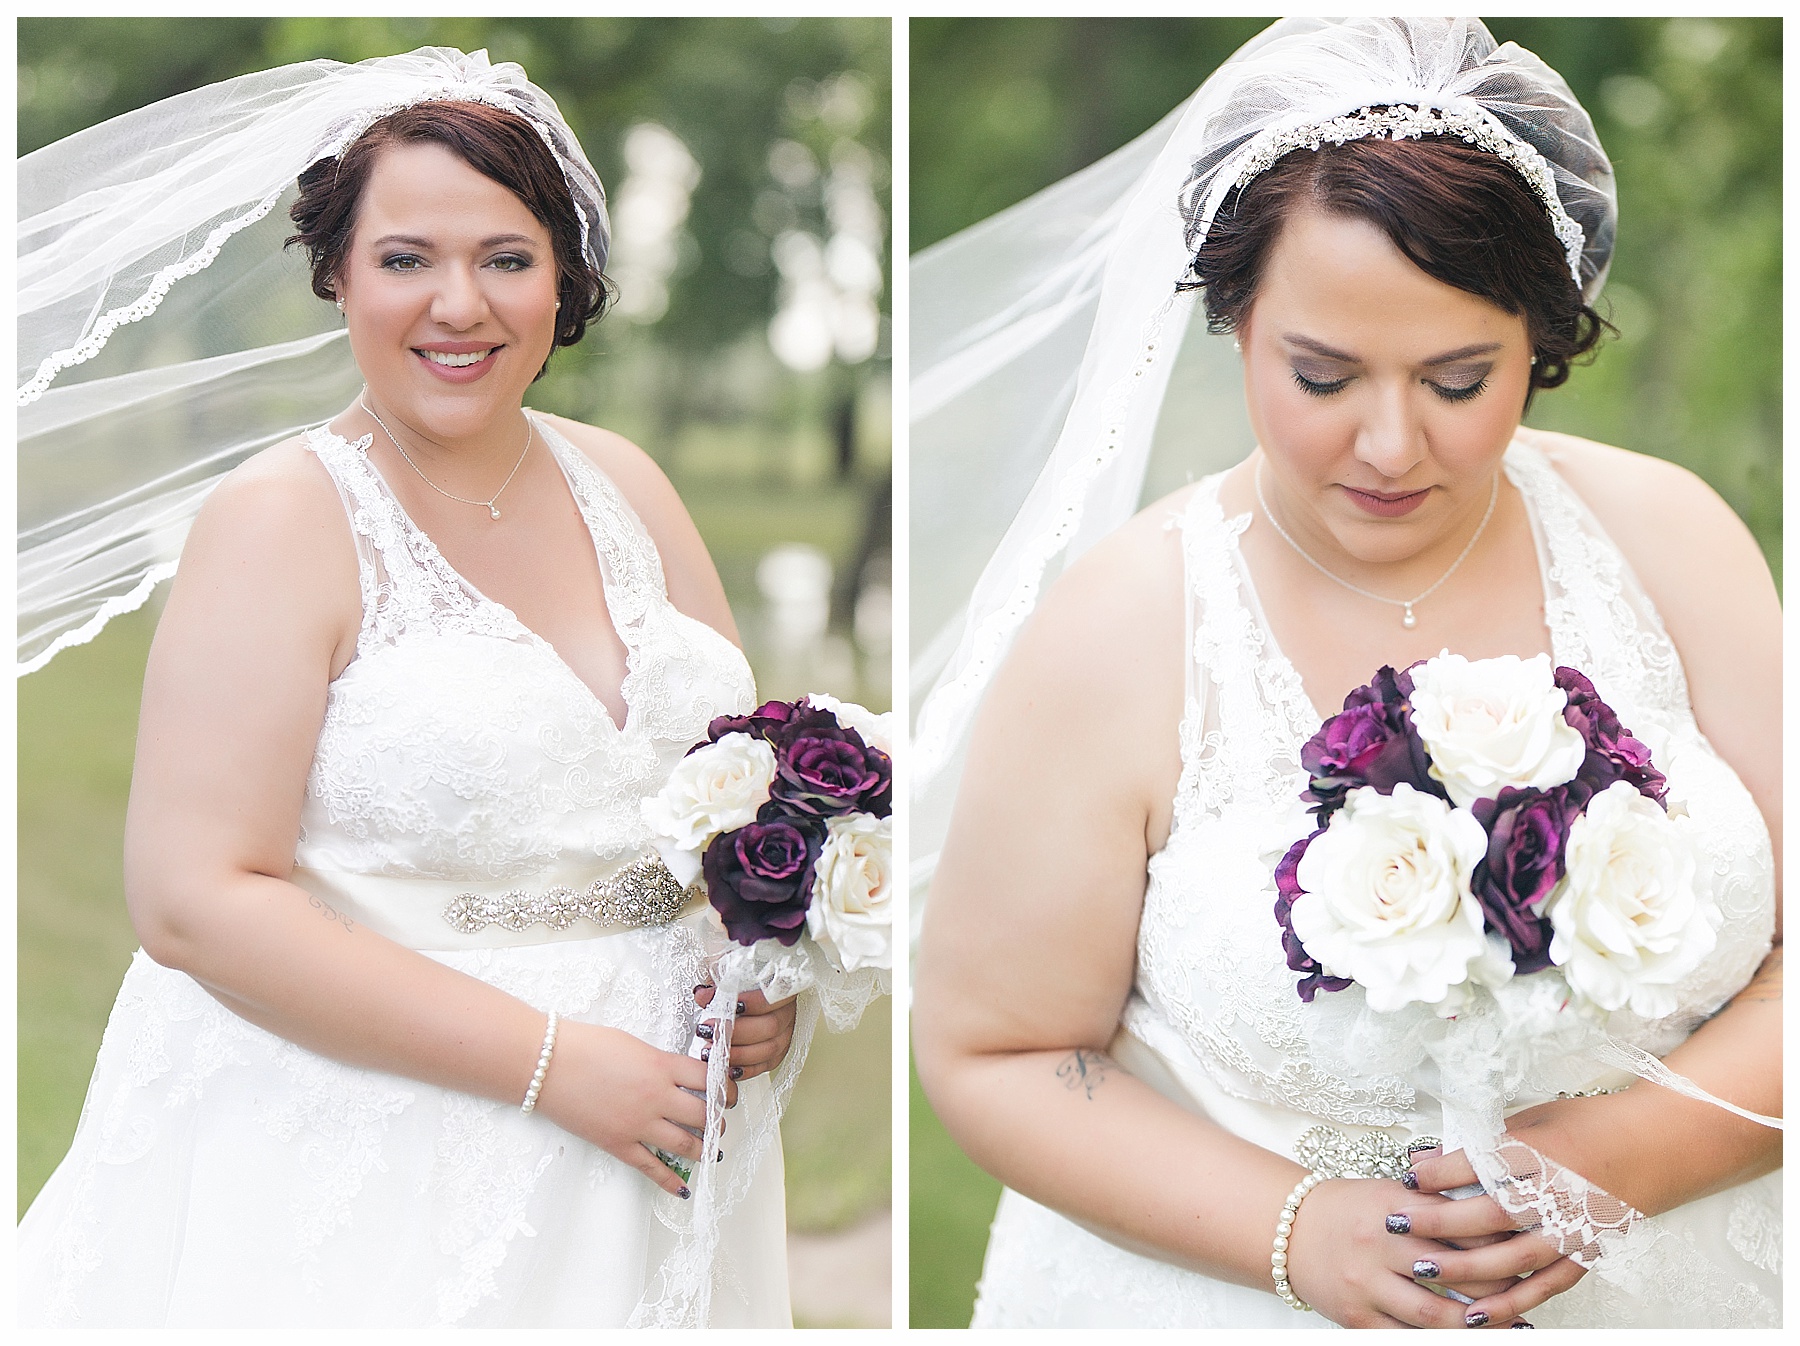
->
[367, 233, 541, 250]
[1281, 334, 1503, 366]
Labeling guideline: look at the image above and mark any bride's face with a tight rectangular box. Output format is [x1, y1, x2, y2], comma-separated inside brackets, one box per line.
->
[336, 140, 559, 445]
[1238, 206, 1533, 568]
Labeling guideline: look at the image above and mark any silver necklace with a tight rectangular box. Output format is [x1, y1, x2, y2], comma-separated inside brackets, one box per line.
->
[359, 393, 532, 521]
[1253, 460, 1500, 629]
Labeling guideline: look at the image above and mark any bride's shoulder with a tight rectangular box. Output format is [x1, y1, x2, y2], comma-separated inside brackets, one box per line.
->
[1015, 483, 1195, 679]
[196, 432, 354, 543]
[1518, 427, 1768, 591]
[1517, 427, 1775, 661]
[533, 412, 687, 529]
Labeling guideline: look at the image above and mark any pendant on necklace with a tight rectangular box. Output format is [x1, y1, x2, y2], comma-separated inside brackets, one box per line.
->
[1402, 603, 1417, 629]
[489, 505, 502, 520]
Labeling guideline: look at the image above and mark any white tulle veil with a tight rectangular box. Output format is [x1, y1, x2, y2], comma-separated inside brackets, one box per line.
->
[17, 46, 609, 676]
[911, 16, 1777, 1324]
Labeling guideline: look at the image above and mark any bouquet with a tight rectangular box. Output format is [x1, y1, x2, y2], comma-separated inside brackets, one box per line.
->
[1274, 653, 1718, 1021]
[643, 693, 894, 979]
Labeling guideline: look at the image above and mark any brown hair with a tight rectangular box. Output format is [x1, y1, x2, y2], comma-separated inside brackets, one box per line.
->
[287, 100, 609, 371]
[1183, 135, 1606, 391]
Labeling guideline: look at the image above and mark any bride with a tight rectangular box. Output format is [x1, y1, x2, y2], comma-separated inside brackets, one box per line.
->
[18, 49, 862, 1328]
[911, 18, 1779, 1329]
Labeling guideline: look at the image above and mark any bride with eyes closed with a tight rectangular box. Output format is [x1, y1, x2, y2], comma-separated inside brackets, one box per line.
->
[911, 17, 1779, 1329]
[16, 50, 850, 1328]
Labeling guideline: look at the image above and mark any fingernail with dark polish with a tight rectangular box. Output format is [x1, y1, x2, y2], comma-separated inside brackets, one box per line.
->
[695, 1023, 714, 1040]
[1466, 1310, 1490, 1328]
[1385, 1213, 1411, 1235]
[1512, 1323, 1535, 1330]
[736, 1000, 747, 1014]
[716, 1149, 724, 1162]
[1412, 1259, 1439, 1280]
[678, 1186, 691, 1200]
[730, 1065, 744, 1080]
[1401, 1169, 1420, 1190]
[700, 1046, 710, 1062]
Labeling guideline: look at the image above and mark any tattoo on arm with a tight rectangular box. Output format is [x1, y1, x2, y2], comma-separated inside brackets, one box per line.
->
[307, 890, 356, 933]
[1055, 1049, 1112, 1100]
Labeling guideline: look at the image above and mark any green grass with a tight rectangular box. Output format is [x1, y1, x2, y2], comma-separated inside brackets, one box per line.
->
[17, 463, 890, 1230]
[908, 1058, 1002, 1328]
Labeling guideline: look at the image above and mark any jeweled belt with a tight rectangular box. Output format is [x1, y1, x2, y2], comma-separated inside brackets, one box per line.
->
[1293, 1125, 1443, 1180]
[289, 853, 705, 952]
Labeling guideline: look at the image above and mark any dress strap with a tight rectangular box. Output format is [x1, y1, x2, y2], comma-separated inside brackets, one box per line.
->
[530, 416, 677, 729]
[1168, 475, 1313, 838]
[302, 424, 520, 656]
[1504, 437, 1694, 732]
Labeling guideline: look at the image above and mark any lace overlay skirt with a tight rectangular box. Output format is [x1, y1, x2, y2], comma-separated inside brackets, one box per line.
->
[19, 927, 792, 1328]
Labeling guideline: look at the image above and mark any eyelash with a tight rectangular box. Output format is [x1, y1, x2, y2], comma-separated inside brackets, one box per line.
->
[378, 253, 535, 272]
[1290, 371, 1489, 404]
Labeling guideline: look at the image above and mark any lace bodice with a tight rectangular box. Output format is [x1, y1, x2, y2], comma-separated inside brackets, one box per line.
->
[1131, 437, 1776, 1129]
[298, 418, 756, 885]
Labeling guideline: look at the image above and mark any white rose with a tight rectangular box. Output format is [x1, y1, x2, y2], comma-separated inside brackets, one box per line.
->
[1292, 783, 1506, 1015]
[640, 733, 775, 883]
[1408, 652, 1586, 808]
[803, 693, 894, 756]
[1547, 781, 1719, 1019]
[807, 813, 893, 973]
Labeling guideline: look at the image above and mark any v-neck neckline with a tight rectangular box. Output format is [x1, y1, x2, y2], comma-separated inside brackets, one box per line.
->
[327, 417, 638, 734]
[1219, 441, 1559, 735]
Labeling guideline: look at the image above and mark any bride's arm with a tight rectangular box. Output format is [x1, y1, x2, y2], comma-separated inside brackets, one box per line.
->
[913, 509, 1550, 1327]
[123, 445, 718, 1196]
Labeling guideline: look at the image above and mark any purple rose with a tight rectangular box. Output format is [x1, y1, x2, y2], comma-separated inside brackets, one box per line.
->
[1553, 667, 1667, 806]
[703, 816, 825, 946]
[702, 699, 797, 748]
[769, 699, 891, 817]
[1273, 833, 1352, 1002]
[1301, 665, 1444, 820]
[1469, 787, 1576, 975]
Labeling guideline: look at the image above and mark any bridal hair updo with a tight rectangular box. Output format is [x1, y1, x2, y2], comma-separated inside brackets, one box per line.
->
[1184, 134, 1607, 391]
[287, 100, 609, 355]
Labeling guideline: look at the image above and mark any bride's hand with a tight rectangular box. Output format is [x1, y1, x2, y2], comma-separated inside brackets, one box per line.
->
[1398, 1147, 1590, 1326]
[694, 984, 796, 1081]
[533, 1022, 719, 1198]
[1285, 1177, 1555, 1328]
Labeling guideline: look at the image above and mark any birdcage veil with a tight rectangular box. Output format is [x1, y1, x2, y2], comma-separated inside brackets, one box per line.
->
[17, 46, 610, 675]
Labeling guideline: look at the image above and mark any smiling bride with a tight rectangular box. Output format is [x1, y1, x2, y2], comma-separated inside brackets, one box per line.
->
[19, 49, 809, 1328]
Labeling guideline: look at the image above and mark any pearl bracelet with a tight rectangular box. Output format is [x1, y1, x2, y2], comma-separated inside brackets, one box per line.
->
[1272, 1170, 1325, 1312]
[520, 1010, 560, 1113]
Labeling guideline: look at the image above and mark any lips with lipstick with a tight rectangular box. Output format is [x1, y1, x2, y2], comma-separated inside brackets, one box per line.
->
[415, 343, 501, 381]
[1343, 484, 1431, 518]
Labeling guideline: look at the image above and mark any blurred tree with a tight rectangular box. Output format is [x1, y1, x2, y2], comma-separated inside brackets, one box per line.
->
[910, 17, 1779, 572]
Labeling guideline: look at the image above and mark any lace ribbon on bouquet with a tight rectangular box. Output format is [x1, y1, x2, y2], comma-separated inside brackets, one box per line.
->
[1410, 1001, 1782, 1328]
[629, 937, 886, 1327]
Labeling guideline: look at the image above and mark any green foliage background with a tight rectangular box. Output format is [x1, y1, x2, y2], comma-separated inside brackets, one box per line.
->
[18, 19, 892, 1320]
[909, 16, 1779, 1329]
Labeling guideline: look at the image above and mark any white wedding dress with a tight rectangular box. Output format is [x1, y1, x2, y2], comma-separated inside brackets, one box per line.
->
[971, 436, 1780, 1328]
[19, 418, 808, 1328]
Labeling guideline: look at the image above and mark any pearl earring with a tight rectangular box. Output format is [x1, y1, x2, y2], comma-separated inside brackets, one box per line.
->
[335, 295, 345, 312]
